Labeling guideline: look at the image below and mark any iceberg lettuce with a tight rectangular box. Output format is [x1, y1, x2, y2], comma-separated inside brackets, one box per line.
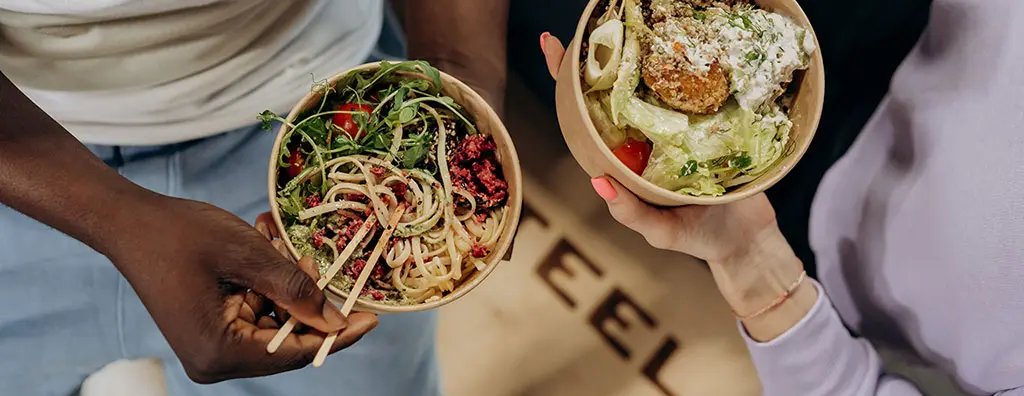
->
[623, 99, 790, 196]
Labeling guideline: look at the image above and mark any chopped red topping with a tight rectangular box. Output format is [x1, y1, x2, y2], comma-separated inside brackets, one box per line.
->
[344, 193, 369, 203]
[450, 134, 497, 163]
[474, 213, 488, 223]
[448, 135, 509, 210]
[304, 194, 321, 208]
[311, 229, 326, 249]
[367, 290, 385, 300]
[390, 182, 409, 202]
[335, 219, 364, 249]
[370, 166, 387, 177]
[471, 160, 508, 206]
[344, 257, 385, 281]
[346, 258, 367, 278]
[470, 243, 489, 258]
[372, 262, 385, 280]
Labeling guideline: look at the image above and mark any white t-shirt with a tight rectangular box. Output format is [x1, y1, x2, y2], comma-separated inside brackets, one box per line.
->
[0, 0, 382, 145]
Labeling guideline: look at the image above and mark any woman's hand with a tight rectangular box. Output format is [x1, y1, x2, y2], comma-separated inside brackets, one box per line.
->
[108, 196, 378, 383]
[540, 33, 816, 340]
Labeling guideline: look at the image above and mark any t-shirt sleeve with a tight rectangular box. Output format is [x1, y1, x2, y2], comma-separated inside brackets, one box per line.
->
[740, 280, 924, 396]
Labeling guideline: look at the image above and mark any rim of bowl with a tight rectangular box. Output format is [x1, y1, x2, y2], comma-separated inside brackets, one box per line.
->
[565, 0, 825, 206]
[267, 61, 523, 313]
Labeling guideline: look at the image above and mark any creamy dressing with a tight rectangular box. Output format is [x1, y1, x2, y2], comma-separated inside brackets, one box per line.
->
[647, 6, 814, 110]
[710, 8, 814, 110]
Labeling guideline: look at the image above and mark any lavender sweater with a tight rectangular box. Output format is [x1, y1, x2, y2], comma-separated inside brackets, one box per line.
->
[742, 1, 1024, 394]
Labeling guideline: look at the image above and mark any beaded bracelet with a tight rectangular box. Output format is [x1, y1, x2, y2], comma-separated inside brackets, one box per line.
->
[732, 271, 807, 321]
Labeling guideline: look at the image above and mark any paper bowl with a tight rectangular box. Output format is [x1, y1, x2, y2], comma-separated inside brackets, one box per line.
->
[268, 62, 523, 313]
[554, 0, 825, 206]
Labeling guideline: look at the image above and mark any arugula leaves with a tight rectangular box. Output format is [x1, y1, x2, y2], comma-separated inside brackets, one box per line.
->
[263, 60, 477, 208]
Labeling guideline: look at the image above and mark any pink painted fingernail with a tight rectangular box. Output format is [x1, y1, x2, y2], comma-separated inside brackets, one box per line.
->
[591, 177, 618, 201]
[540, 32, 552, 53]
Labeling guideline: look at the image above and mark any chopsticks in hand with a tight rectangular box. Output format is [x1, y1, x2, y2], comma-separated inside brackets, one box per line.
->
[265, 205, 407, 369]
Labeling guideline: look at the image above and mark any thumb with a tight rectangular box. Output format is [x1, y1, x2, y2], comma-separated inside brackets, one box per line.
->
[540, 32, 566, 80]
[247, 254, 348, 333]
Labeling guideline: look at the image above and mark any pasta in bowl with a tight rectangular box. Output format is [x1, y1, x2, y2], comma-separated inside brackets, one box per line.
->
[264, 61, 522, 313]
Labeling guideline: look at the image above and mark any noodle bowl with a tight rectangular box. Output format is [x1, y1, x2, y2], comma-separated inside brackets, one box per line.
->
[266, 61, 522, 313]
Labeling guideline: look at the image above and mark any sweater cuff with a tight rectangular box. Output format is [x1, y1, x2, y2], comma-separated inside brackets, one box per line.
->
[739, 279, 881, 395]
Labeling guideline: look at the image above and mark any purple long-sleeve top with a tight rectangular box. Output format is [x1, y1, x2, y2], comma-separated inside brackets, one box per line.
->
[741, 1, 1024, 394]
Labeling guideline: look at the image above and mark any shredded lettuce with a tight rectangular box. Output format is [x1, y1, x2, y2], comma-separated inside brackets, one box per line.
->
[609, 0, 643, 125]
[585, 93, 627, 147]
[627, 101, 790, 196]
[620, 97, 689, 146]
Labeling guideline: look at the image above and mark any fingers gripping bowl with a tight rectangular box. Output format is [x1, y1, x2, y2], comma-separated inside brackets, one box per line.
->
[555, 0, 825, 206]
[266, 61, 522, 313]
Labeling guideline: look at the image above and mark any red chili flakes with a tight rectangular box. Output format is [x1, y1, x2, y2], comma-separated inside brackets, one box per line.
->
[474, 213, 488, 223]
[304, 194, 322, 208]
[470, 243, 489, 258]
[311, 229, 326, 248]
[368, 290, 385, 300]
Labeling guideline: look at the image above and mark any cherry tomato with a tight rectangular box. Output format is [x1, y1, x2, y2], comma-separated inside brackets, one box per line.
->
[612, 139, 652, 175]
[332, 103, 373, 140]
[287, 147, 305, 179]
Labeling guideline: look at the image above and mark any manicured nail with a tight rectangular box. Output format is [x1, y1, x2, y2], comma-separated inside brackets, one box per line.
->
[540, 32, 552, 53]
[323, 304, 348, 329]
[591, 177, 618, 201]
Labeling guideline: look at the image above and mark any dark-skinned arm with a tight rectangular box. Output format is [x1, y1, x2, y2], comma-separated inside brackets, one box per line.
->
[405, 0, 509, 114]
[0, 71, 378, 383]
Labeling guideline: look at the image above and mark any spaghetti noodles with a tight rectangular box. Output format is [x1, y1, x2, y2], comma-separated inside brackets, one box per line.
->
[262, 61, 509, 305]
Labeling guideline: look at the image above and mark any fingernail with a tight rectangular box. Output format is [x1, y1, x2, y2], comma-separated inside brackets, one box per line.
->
[591, 177, 618, 201]
[540, 32, 551, 53]
[323, 304, 348, 330]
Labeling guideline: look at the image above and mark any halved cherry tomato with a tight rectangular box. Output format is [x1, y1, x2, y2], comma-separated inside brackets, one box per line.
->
[332, 103, 374, 140]
[612, 139, 652, 175]
[287, 147, 305, 179]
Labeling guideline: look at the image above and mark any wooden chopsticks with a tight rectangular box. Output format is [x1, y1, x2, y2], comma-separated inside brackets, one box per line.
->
[265, 204, 406, 369]
[312, 204, 406, 367]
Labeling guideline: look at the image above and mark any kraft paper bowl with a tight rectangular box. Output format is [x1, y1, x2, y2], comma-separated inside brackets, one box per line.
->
[268, 62, 523, 313]
[554, 0, 825, 206]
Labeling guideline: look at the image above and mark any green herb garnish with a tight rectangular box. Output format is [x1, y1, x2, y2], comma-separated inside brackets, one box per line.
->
[680, 160, 699, 177]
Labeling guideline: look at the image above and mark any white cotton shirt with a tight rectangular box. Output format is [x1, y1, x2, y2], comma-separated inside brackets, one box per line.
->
[0, 0, 382, 145]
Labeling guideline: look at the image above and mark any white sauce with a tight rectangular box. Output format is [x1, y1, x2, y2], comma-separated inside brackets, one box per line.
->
[647, 6, 815, 111]
[709, 8, 813, 110]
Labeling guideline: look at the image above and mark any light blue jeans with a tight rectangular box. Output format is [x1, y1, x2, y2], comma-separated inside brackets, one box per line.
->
[0, 7, 441, 396]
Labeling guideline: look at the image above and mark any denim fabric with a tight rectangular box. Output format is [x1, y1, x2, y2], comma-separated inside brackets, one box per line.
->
[0, 8, 441, 396]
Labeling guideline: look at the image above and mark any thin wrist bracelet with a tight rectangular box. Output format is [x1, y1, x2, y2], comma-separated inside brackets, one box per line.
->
[732, 271, 807, 321]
